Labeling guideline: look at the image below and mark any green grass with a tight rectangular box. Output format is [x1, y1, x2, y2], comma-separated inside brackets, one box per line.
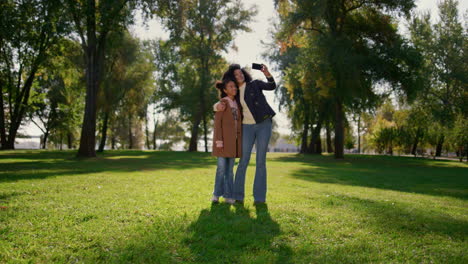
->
[0, 150, 467, 263]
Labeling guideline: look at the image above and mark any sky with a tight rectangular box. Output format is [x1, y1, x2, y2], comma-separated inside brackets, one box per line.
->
[21, 0, 467, 137]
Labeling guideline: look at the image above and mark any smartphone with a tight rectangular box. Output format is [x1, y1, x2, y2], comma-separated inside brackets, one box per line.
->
[252, 63, 263, 70]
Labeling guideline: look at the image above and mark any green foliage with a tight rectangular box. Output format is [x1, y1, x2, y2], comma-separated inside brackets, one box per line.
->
[27, 38, 85, 149]
[153, 111, 187, 150]
[344, 126, 355, 150]
[98, 32, 156, 150]
[406, 0, 467, 155]
[365, 98, 467, 159]
[0, 0, 70, 149]
[101, 31, 155, 117]
[64, 0, 171, 156]
[270, 0, 424, 158]
[446, 114, 468, 161]
[152, 0, 256, 151]
[409, 0, 467, 122]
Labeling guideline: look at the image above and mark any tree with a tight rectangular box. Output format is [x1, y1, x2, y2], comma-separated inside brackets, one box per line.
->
[403, 103, 430, 156]
[408, 0, 467, 157]
[344, 124, 355, 151]
[266, 27, 334, 155]
[152, 111, 186, 150]
[274, 0, 423, 159]
[349, 96, 381, 154]
[0, 0, 68, 149]
[447, 114, 468, 162]
[368, 100, 397, 155]
[155, 0, 256, 152]
[65, 0, 170, 157]
[96, 31, 155, 152]
[27, 38, 84, 149]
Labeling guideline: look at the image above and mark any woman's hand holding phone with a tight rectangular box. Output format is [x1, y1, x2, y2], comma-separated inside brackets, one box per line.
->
[260, 64, 272, 78]
[253, 63, 272, 78]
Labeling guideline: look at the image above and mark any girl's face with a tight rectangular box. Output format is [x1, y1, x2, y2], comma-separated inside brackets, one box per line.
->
[224, 81, 237, 97]
[233, 69, 245, 84]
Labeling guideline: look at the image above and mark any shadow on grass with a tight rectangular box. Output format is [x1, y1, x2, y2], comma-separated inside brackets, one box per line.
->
[105, 204, 293, 263]
[0, 150, 216, 183]
[322, 193, 468, 241]
[185, 203, 293, 264]
[273, 154, 468, 200]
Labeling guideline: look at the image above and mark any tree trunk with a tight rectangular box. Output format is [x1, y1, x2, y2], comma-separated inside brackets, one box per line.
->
[315, 134, 322, 154]
[152, 107, 158, 150]
[111, 135, 116, 150]
[459, 146, 463, 162]
[5, 65, 40, 150]
[326, 123, 333, 153]
[42, 131, 49, 149]
[203, 111, 208, 153]
[188, 113, 201, 152]
[308, 130, 315, 154]
[411, 128, 422, 156]
[144, 113, 150, 150]
[334, 98, 344, 159]
[128, 115, 133, 149]
[309, 116, 323, 154]
[316, 116, 323, 154]
[152, 120, 158, 150]
[59, 133, 63, 150]
[97, 111, 109, 152]
[300, 117, 309, 154]
[67, 132, 73, 149]
[3, 137, 14, 149]
[3, 29, 46, 150]
[0, 85, 7, 149]
[77, 61, 99, 156]
[435, 134, 444, 157]
[465, 143, 468, 162]
[42, 102, 60, 150]
[357, 114, 361, 154]
[411, 137, 419, 156]
[199, 63, 209, 153]
[311, 123, 323, 154]
[77, 0, 106, 157]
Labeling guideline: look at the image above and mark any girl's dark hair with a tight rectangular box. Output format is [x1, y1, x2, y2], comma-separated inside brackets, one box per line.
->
[215, 78, 236, 99]
[214, 78, 243, 115]
[222, 64, 252, 84]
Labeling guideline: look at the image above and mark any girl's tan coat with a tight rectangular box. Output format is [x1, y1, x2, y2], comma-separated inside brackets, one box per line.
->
[212, 98, 242, 158]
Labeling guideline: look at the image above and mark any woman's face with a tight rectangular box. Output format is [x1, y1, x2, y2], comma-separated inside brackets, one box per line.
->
[233, 69, 245, 85]
[224, 81, 237, 97]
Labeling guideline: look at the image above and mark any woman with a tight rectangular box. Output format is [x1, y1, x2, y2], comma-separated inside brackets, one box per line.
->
[214, 64, 276, 204]
[211, 78, 242, 204]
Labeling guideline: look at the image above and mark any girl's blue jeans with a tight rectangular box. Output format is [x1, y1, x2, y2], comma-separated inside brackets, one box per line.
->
[213, 157, 235, 198]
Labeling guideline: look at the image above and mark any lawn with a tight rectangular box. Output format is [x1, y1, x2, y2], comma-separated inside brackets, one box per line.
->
[0, 150, 467, 263]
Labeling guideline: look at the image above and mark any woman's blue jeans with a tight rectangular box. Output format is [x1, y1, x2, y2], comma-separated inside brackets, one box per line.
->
[233, 118, 272, 202]
[213, 157, 235, 198]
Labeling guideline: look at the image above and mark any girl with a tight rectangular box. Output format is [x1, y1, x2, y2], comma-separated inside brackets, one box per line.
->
[211, 78, 242, 204]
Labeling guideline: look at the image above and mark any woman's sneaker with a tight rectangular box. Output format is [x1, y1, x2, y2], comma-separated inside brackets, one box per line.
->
[235, 200, 244, 205]
[225, 198, 235, 205]
[211, 196, 220, 204]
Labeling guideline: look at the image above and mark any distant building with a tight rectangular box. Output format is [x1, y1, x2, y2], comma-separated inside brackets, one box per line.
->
[14, 136, 41, 149]
[268, 137, 299, 153]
